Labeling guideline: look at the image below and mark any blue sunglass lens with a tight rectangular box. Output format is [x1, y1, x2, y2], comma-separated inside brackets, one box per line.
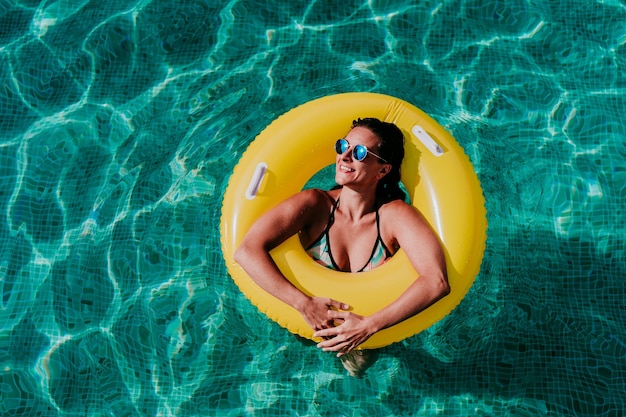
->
[335, 139, 349, 154]
[353, 145, 367, 161]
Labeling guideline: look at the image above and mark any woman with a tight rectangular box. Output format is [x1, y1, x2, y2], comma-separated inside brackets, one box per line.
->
[234, 118, 449, 375]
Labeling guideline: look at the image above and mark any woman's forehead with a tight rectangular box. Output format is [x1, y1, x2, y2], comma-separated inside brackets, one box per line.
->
[346, 126, 380, 145]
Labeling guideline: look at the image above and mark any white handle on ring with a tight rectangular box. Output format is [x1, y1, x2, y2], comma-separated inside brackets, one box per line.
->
[245, 162, 268, 200]
[412, 125, 444, 156]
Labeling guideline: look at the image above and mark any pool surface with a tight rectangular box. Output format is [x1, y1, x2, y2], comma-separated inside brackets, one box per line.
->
[1, 0, 625, 416]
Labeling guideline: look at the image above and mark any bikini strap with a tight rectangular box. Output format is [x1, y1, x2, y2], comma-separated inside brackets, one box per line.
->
[304, 192, 339, 251]
[375, 206, 392, 258]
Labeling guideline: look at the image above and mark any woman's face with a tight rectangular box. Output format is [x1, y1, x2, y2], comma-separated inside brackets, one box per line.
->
[335, 126, 390, 188]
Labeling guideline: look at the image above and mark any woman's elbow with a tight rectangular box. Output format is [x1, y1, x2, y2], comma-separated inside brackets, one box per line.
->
[440, 279, 451, 298]
[234, 236, 272, 267]
[435, 273, 451, 299]
[233, 243, 249, 266]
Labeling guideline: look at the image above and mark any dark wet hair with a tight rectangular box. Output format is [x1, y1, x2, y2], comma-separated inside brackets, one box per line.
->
[352, 117, 405, 204]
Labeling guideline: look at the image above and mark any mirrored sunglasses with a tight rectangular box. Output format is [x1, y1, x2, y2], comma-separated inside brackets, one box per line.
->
[334, 138, 388, 163]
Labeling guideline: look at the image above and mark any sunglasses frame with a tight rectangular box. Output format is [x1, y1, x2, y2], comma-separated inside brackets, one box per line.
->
[335, 138, 389, 164]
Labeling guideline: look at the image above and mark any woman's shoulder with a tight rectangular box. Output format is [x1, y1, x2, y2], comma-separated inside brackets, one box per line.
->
[379, 199, 427, 226]
[293, 189, 337, 240]
[379, 199, 439, 246]
[292, 188, 337, 209]
[379, 198, 414, 214]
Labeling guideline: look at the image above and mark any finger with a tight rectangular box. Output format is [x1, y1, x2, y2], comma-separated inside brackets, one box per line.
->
[335, 341, 361, 357]
[317, 338, 352, 353]
[316, 339, 342, 350]
[315, 332, 351, 349]
[326, 309, 350, 320]
[327, 299, 350, 311]
[313, 327, 338, 339]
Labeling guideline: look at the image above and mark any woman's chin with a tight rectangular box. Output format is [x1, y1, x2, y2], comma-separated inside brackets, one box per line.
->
[335, 171, 355, 185]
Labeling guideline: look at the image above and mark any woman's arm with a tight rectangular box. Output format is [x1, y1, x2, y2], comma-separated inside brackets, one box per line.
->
[314, 201, 449, 355]
[234, 189, 349, 331]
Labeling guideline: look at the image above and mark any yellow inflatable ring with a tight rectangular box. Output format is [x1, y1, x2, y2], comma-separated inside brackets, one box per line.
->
[220, 92, 487, 349]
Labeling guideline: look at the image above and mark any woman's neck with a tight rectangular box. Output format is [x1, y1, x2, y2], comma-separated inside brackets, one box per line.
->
[336, 186, 377, 221]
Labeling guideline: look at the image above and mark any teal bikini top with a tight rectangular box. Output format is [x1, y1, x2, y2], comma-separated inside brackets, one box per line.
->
[305, 197, 392, 272]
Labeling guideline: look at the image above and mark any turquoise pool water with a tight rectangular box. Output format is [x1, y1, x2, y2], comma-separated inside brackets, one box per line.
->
[1, 0, 625, 416]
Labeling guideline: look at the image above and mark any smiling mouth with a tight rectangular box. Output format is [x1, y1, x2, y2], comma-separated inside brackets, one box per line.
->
[339, 165, 355, 173]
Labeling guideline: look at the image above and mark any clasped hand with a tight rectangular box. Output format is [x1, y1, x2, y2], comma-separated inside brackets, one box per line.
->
[299, 296, 373, 357]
